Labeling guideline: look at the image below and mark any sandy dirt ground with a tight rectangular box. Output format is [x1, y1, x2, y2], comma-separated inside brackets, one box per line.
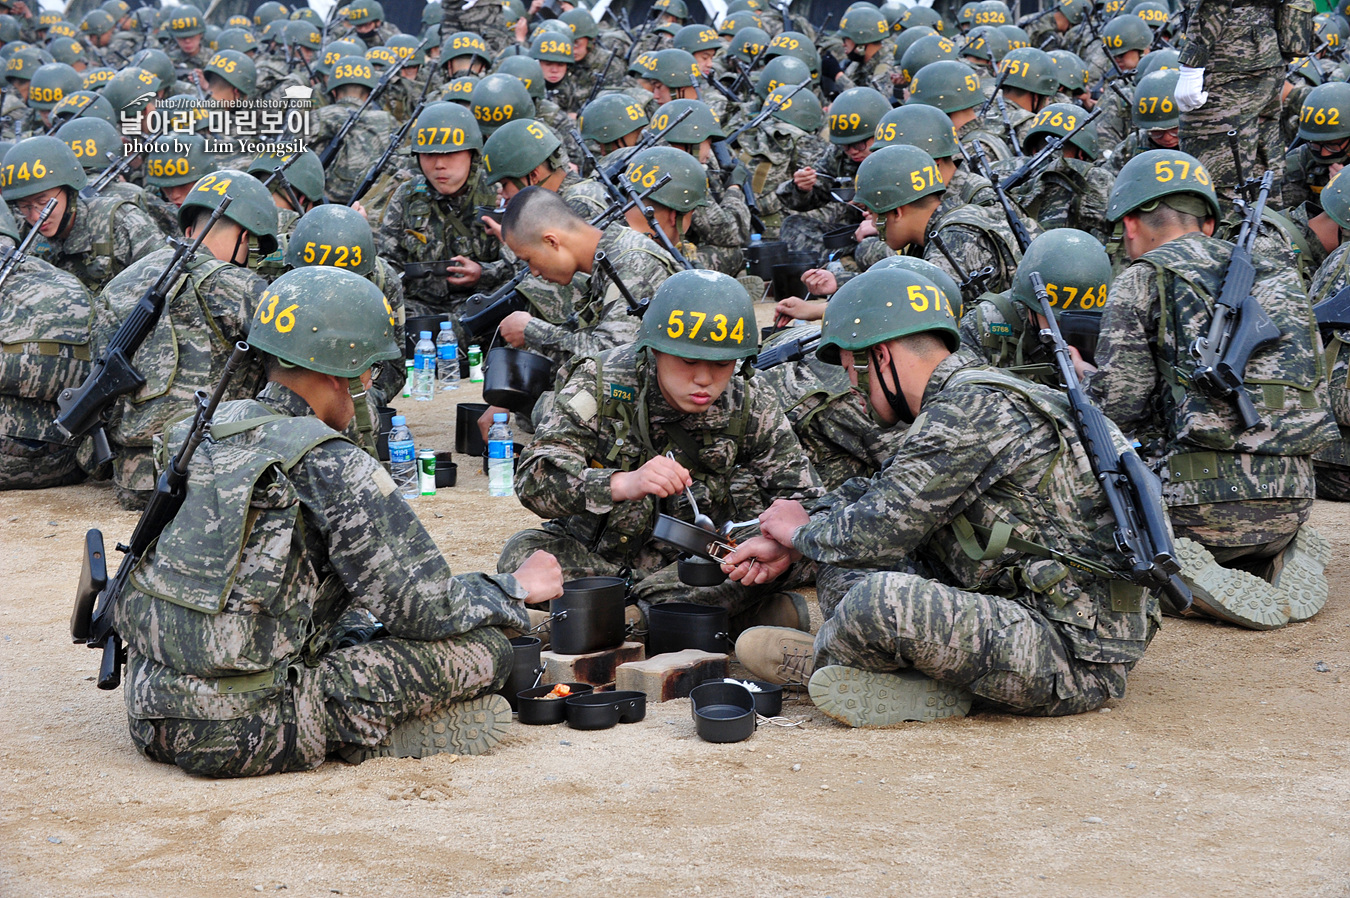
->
[3, 370, 1349, 898]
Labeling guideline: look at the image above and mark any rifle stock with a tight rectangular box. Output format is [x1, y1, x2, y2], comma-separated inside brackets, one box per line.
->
[459, 265, 532, 341]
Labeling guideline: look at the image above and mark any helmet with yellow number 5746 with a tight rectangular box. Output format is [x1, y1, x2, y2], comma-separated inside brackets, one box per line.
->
[637, 269, 758, 361]
[0, 135, 87, 201]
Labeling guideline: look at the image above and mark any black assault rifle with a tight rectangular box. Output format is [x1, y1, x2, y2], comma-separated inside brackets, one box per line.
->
[54, 196, 235, 465]
[80, 151, 137, 199]
[1029, 272, 1192, 612]
[753, 328, 821, 369]
[1189, 169, 1282, 431]
[0, 197, 57, 292]
[995, 93, 1024, 157]
[968, 139, 1035, 252]
[998, 106, 1103, 192]
[347, 64, 437, 205]
[927, 227, 996, 304]
[71, 342, 250, 690]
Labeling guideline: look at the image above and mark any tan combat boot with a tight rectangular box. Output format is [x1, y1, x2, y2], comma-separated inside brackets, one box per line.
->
[342, 694, 513, 763]
[1173, 537, 1289, 630]
[808, 666, 973, 727]
[734, 625, 818, 687]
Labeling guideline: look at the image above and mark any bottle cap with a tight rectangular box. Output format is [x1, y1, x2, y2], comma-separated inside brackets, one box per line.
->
[469, 344, 481, 350]
[420, 330, 432, 339]
[391, 415, 406, 425]
[493, 413, 508, 423]
[440, 321, 452, 329]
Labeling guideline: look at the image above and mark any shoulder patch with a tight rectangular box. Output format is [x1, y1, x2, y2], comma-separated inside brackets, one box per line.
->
[567, 389, 599, 422]
[604, 382, 635, 404]
[988, 322, 1012, 336]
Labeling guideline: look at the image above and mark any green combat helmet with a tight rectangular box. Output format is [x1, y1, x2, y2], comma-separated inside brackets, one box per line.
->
[906, 59, 984, 113]
[1106, 148, 1220, 222]
[651, 98, 725, 144]
[442, 75, 479, 105]
[1136, 47, 1179, 79]
[145, 133, 214, 188]
[1010, 227, 1111, 316]
[827, 86, 891, 145]
[247, 149, 325, 206]
[318, 39, 367, 77]
[46, 20, 79, 40]
[674, 23, 719, 54]
[365, 46, 400, 70]
[55, 117, 124, 173]
[719, 12, 765, 39]
[409, 101, 484, 153]
[482, 118, 561, 183]
[4, 46, 50, 84]
[817, 267, 959, 365]
[580, 93, 649, 144]
[763, 31, 819, 77]
[385, 33, 426, 67]
[165, 7, 204, 38]
[440, 31, 491, 67]
[727, 26, 771, 64]
[1058, 0, 1091, 25]
[871, 254, 964, 316]
[253, 1, 289, 28]
[1099, 13, 1151, 56]
[1025, 102, 1098, 158]
[529, 30, 573, 63]
[327, 55, 378, 91]
[623, 145, 708, 212]
[47, 37, 88, 69]
[997, 23, 1032, 51]
[287, 20, 325, 54]
[215, 27, 259, 55]
[176, 169, 280, 254]
[756, 54, 811, 99]
[80, 8, 115, 37]
[1132, 69, 1179, 131]
[853, 143, 946, 214]
[1297, 82, 1350, 144]
[290, 7, 319, 24]
[892, 25, 937, 67]
[496, 55, 547, 100]
[344, 1, 385, 27]
[839, 5, 891, 45]
[27, 63, 82, 110]
[1132, 1, 1172, 29]
[0, 135, 88, 200]
[637, 269, 757, 360]
[900, 5, 946, 33]
[1319, 168, 1350, 230]
[767, 83, 824, 132]
[52, 91, 117, 128]
[957, 25, 1009, 64]
[0, 16, 23, 45]
[973, 0, 1011, 27]
[650, 47, 700, 87]
[471, 72, 534, 136]
[899, 33, 959, 85]
[102, 68, 161, 115]
[249, 267, 401, 378]
[82, 67, 117, 91]
[205, 50, 256, 96]
[653, 0, 689, 21]
[999, 46, 1058, 96]
[1287, 55, 1323, 89]
[284, 204, 377, 276]
[873, 103, 959, 158]
[1048, 49, 1090, 93]
[562, 8, 600, 42]
[956, 1, 979, 30]
[129, 48, 175, 88]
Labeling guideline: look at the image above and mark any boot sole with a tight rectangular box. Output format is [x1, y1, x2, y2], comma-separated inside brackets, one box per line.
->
[1173, 537, 1289, 630]
[357, 694, 513, 762]
[808, 665, 972, 728]
[1273, 526, 1331, 623]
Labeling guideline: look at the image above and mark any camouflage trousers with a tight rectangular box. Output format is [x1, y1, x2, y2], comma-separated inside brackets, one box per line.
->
[1168, 497, 1311, 565]
[498, 524, 802, 626]
[814, 570, 1135, 717]
[129, 629, 511, 778]
[779, 208, 852, 260]
[1314, 462, 1350, 501]
[1179, 67, 1283, 206]
[0, 437, 85, 490]
[111, 447, 156, 511]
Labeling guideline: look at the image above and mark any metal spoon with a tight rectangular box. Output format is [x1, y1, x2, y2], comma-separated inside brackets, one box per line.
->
[667, 451, 715, 531]
[719, 518, 759, 538]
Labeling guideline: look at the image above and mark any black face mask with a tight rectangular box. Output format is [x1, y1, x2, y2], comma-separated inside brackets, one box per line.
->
[847, 46, 866, 63]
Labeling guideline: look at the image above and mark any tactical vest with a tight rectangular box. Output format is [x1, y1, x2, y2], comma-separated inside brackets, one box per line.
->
[576, 233, 677, 330]
[926, 366, 1152, 664]
[0, 275, 93, 443]
[1140, 235, 1336, 490]
[116, 401, 345, 715]
[934, 204, 1024, 292]
[968, 290, 1055, 382]
[59, 195, 135, 291]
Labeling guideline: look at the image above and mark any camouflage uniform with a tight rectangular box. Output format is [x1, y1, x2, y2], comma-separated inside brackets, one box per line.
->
[94, 245, 268, 505]
[775, 144, 865, 257]
[834, 42, 897, 94]
[1085, 232, 1336, 561]
[103, 30, 141, 68]
[382, 74, 428, 124]
[957, 115, 1015, 164]
[116, 382, 528, 777]
[687, 163, 751, 276]
[1282, 144, 1335, 213]
[736, 120, 830, 238]
[1308, 242, 1350, 498]
[164, 42, 212, 71]
[0, 249, 93, 488]
[253, 55, 291, 101]
[376, 165, 508, 318]
[1177, 0, 1287, 203]
[499, 343, 822, 618]
[922, 200, 1039, 305]
[801, 351, 1158, 716]
[443, 1, 511, 55]
[853, 166, 1001, 274]
[310, 95, 399, 203]
[1000, 154, 1115, 241]
[1092, 78, 1133, 154]
[34, 193, 166, 294]
[957, 290, 1057, 384]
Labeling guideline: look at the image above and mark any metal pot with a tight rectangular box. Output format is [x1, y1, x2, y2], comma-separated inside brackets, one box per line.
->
[516, 682, 594, 725]
[822, 223, 857, 251]
[652, 514, 735, 561]
[434, 451, 457, 488]
[456, 402, 489, 456]
[745, 238, 789, 280]
[482, 346, 553, 414]
[677, 555, 726, 587]
[743, 679, 783, 717]
[404, 313, 450, 360]
[690, 681, 757, 743]
[565, 690, 647, 730]
[497, 635, 543, 711]
[550, 576, 627, 656]
[770, 252, 817, 301]
[647, 602, 732, 656]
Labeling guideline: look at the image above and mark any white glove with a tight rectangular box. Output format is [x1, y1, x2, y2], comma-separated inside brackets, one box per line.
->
[1176, 65, 1208, 113]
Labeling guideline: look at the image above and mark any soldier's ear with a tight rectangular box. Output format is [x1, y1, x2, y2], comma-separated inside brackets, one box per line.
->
[1201, 217, 1217, 237]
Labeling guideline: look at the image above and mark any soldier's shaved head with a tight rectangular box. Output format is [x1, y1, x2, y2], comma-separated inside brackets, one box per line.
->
[501, 186, 588, 246]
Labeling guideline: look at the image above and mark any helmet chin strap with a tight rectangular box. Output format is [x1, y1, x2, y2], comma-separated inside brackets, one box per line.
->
[56, 187, 78, 236]
[347, 374, 379, 457]
[871, 346, 915, 426]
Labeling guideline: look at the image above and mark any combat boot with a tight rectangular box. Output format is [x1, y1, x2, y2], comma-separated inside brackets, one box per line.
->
[730, 591, 812, 635]
[342, 694, 513, 762]
[1173, 537, 1290, 630]
[1269, 525, 1332, 623]
[808, 666, 973, 727]
[734, 625, 817, 687]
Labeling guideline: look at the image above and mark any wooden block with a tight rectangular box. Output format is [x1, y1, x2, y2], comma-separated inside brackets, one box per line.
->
[541, 642, 645, 687]
[615, 650, 730, 702]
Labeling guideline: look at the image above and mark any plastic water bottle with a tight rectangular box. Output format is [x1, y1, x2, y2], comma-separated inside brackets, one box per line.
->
[487, 413, 514, 497]
[436, 321, 460, 391]
[387, 415, 418, 499]
[413, 330, 436, 401]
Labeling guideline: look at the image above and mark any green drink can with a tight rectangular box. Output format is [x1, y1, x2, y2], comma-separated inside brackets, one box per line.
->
[418, 450, 436, 496]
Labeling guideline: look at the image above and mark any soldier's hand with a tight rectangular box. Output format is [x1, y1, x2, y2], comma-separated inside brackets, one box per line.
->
[498, 310, 532, 347]
[800, 268, 838, 297]
[514, 16, 529, 42]
[1068, 344, 1097, 379]
[855, 215, 878, 241]
[10, 1, 29, 17]
[478, 405, 509, 443]
[445, 255, 483, 286]
[610, 455, 693, 502]
[351, 201, 369, 221]
[758, 498, 811, 548]
[513, 550, 565, 604]
[481, 214, 504, 241]
[721, 537, 798, 585]
[775, 295, 827, 325]
[793, 167, 818, 192]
